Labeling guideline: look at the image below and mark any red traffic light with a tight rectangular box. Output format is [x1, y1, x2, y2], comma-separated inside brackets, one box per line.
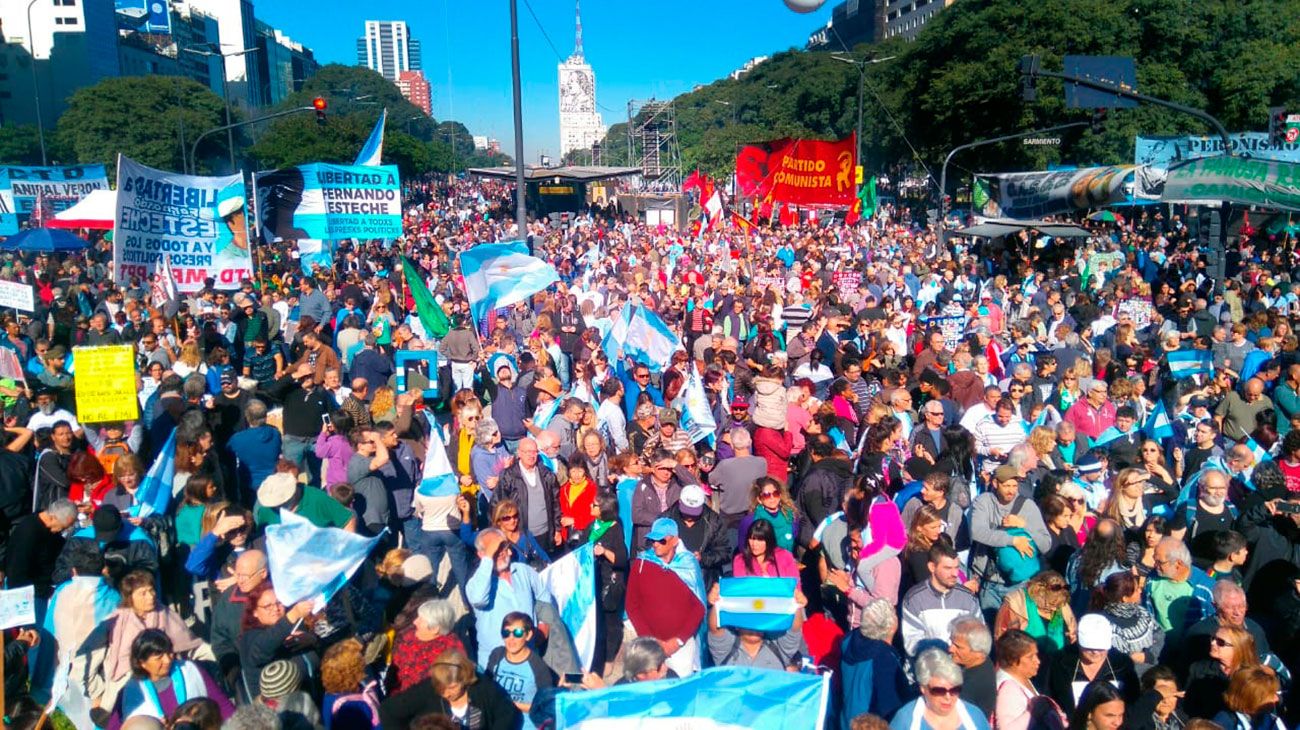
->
[312, 97, 327, 111]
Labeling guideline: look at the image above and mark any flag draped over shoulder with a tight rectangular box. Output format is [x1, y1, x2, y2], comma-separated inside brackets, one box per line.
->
[539, 542, 598, 672]
[459, 241, 560, 324]
[131, 428, 176, 518]
[402, 256, 449, 339]
[554, 666, 831, 730]
[355, 108, 387, 166]
[265, 510, 385, 606]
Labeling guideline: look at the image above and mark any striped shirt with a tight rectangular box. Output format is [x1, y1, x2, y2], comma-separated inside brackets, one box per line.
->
[781, 304, 813, 333]
[974, 417, 1028, 464]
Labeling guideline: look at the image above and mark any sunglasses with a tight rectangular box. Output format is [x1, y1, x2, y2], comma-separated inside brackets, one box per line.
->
[1211, 636, 1233, 648]
[1046, 582, 1068, 592]
[501, 627, 529, 638]
[924, 685, 962, 698]
[499, 514, 520, 522]
[760, 491, 781, 499]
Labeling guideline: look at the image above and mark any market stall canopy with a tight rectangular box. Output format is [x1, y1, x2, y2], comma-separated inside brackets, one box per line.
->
[0, 227, 91, 252]
[46, 189, 116, 230]
[955, 219, 1093, 239]
[466, 165, 642, 182]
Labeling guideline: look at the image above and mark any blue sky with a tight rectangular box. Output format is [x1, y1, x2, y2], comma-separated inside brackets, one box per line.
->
[255, 0, 837, 161]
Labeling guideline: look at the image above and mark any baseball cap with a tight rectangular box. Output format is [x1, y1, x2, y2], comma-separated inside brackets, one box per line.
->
[993, 465, 1019, 483]
[645, 517, 679, 542]
[659, 406, 679, 423]
[93, 504, 123, 543]
[1077, 613, 1113, 651]
[678, 484, 707, 517]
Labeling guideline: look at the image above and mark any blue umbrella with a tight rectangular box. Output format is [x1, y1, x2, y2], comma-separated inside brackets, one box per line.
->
[0, 228, 90, 252]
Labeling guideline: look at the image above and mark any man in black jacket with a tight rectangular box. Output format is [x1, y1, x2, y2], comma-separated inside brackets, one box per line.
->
[797, 436, 854, 548]
[666, 484, 731, 585]
[210, 549, 267, 698]
[494, 437, 561, 549]
[5, 498, 75, 598]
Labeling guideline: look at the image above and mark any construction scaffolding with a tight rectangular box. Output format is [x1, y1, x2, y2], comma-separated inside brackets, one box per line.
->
[626, 98, 681, 190]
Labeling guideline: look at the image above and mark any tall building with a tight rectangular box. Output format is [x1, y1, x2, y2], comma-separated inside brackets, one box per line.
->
[397, 70, 431, 116]
[882, 0, 955, 41]
[557, 0, 603, 158]
[807, 0, 882, 49]
[254, 23, 317, 105]
[181, 0, 267, 108]
[356, 20, 420, 82]
[0, 0, 120, 127]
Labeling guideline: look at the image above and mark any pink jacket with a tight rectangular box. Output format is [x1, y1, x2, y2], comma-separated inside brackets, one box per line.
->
[859, 496, 906, 561]
[732, 547, 800, 578]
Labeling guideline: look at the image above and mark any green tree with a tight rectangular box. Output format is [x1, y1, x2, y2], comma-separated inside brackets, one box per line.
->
[0, 125, 46, 165]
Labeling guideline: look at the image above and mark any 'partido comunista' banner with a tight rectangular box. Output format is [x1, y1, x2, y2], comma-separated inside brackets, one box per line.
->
[0, 164, 109, 235]
[255, 162, 402, 242]
[113, 155, 253, 292]
[976, 165, 1133, 219]
[736, 135, 857, 207]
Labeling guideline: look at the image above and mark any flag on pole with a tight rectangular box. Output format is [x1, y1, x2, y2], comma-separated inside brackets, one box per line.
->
[418, 414, 459, 498]
[1143, 400, 1175, 441]
[539, 542, 598, 672]
[554, 666, 831, 730]
[402, 256, 449, 339]
[131, 428, 177, 518]
[1167, 350, 1214, 379]
[677, 369, 717, 446]
[265, 510, 385, 607]
[459, 241, 560, 324]
[716, 577, 798, 633]
[298, 239, 334, 276]
[150, 254, 178, 309]
[600, 303, 682, 374]
[730, 210, 756, 233]
[355, 108, 387, 166]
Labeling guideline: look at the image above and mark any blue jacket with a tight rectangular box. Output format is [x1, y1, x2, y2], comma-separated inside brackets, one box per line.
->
[227, 425, 283, 496]
[840, 632, 912, 728]
[617, 359, 663, 421]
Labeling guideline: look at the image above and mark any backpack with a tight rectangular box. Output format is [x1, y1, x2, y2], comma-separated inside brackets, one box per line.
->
[996, 526, 1042, 584]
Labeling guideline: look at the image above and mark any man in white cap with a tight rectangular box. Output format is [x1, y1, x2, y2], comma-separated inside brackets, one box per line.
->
[254, 472, 355, 532]
[664, 484, 731, 586]
[1042, 613, 1140, 714]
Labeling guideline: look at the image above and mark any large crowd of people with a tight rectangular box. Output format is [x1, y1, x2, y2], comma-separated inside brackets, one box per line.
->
[0, 174, 1295, 730]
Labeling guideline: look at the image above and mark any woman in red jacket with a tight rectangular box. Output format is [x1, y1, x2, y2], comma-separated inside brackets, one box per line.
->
[558, 456, 597, 546]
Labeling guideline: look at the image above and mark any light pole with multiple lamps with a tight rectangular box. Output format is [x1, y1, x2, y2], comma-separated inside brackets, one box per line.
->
[25, 0, 48, 164]
[182, 44, 261, 173]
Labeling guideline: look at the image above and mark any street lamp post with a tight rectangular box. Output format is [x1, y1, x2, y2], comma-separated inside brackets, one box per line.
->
[25, 0, 47, 165]
[831, 54, 896, 177]
[183, 44, 260, 173]
[508, 0, 528, 240]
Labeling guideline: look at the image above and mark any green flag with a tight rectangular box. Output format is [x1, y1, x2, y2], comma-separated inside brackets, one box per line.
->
[859, 177, 877, 217]
[402, 256, 449, 339]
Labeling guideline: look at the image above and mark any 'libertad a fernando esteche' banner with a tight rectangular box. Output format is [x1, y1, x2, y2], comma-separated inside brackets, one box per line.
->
[255, 162, 402, 242]
[112, 155, 253, 292]
[735, 134, 857, 208]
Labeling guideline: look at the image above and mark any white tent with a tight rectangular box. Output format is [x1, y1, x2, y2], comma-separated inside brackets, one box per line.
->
[47, 189, 115, 230]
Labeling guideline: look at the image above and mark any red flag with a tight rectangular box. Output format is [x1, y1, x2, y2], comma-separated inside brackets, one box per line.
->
[778, 203, 798, 228]
[730, 211, 755, 233]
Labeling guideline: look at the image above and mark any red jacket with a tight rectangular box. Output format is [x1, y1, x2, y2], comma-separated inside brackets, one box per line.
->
[625, 557, 704, 645]
[752, 426, 793, 484]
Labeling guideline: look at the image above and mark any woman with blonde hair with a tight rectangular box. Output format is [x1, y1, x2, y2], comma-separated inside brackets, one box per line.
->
[994, 570, 1077, 652]
[320, 637, 381, 728]
[369, 386, 396, 424]
[1185, 624, 1261, 719]
[1101, 467, 1150, 533]
[378, 649, 520, 729]
[1213, 666, 1286, 730]
[172, 341, 206, 379]
[1028, 426, 1062, 470]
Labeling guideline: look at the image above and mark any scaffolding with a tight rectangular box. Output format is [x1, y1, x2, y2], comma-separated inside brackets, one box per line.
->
[626, 98, 681, 190]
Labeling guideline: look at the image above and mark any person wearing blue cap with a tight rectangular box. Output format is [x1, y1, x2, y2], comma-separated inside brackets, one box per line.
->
[624, 517, 706, 678]
[1073, 452, 1110, 511]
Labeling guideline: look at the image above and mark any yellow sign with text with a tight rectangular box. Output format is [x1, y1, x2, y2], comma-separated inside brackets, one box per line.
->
[74, 345, 139, 424]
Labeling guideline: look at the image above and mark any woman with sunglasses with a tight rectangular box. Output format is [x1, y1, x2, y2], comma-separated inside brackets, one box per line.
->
[1184, 625, 1261, 720]
[1137, 440, 1177, 502]
[459, 498, 550, 570]
[735, 477, 800, 554]
[890, 647, 991, 730]
[994, 570, 1078, 656]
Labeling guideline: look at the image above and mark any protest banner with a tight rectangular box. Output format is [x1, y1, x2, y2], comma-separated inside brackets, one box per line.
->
[0, 586, 35, 631]
[976, 165, 1133, 219]
[0, 350, 25, 383]
[72, 345, 139, 423]
[1160, 156, 1300, 212]
[0, 280, 34, 312]
[256, 163, 402, 242]
[113, 156, 253, 292]
[1136, 132, 1300, 170]
[0, 171, 15, 235]
[923, 314, 967, 352]
[736, 135, 857, 208]
[831, 269, 862, 291]
[1116, 297, 1154, 330]
[0, 165, 109, 234]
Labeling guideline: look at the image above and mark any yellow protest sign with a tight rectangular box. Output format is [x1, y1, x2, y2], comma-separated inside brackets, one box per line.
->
[73, 346, 139, 424]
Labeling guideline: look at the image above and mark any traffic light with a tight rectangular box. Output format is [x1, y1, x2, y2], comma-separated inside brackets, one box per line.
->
[313, 97, 328, 126]
[1269, 106, 1288, 146]
[1090, 108, 1108, 134]
[1018, 55, 1040, 102]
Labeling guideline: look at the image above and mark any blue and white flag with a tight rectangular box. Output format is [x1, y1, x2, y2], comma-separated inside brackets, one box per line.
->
[418, 415, 458, 498]
[1245, 436, 1273, 464]
[601, 303, 683, 374]
[265, 510, 385, 607]
[459, 241, 560, 324]
[539, 542, 598, 672]
[716, 577, 798, 633]
[297, 239, 334, 276]
[355, 108, 387, 166]
[1167, 349, 1214, 379]
[131, 428, 176, 518]
[554, 666, 830, 730]
[676, 369, 716, 446]
[533, 395, 563, 430]
[1144, 400, 1175, 441]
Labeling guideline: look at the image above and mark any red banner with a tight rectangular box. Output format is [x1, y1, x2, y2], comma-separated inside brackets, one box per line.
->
[736, 134, 857, 208]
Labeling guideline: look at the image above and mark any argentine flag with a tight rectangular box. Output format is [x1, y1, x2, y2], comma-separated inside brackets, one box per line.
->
[265, 510, 385, 607]
[677, 369, 717, 446]
[355, 108, 386, 166]
[601, 303, 682, 374]
[460, 241, 560, 324]
[297, 239, 334, 276]
[131, 428, 176, 518]
[1143, 400, 1175, 441]
[539, 542, 598, 672]
[1167, 349, 1214, 379]
[716, 577, 798, 633]
[554, 666, 830, 730]
[419, 412, 459, 498]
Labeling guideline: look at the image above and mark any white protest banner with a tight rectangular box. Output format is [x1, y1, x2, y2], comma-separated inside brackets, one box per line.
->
[0, 279, 34, 312]
[0, 586, 35, 630]
[113, 155, 253, 293]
